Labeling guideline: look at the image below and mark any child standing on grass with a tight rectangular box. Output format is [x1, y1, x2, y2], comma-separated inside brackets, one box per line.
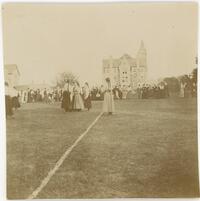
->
[103, 77, 115, 115]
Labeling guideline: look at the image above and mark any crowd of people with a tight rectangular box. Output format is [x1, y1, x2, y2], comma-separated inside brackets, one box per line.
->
[4, 74, 197, 118]
[136, 82, 170, 99]
[90, 82, 170, 100]
[20, 88, 63, 104]
[4, 80, 93, 118]
[90, 79, 197, 101]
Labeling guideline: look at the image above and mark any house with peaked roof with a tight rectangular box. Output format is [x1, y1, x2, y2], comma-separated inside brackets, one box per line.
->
[4, 64, 20, 88]
[102, 41, 147, 89]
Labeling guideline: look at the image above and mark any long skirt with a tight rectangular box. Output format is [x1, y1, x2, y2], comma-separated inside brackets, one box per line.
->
[12, 96, 20, 109]
[73, 93, 84, 110]
[84, 95, 92, 110]
[5, 95, 13, 116]
[122, 90, 128, 99]
[103, 92, 115, 113]
[179, 88, 184, 98]
[61, 92, 71, 111]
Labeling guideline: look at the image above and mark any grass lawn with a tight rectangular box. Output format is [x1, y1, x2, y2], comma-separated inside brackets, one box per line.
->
[6, 98, 199, 199]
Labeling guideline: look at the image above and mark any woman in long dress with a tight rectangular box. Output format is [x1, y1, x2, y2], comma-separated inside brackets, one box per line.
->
[122, 85, 128, 99]
[61, 81, 72, 112]
[180, 82, 185, 98]
[83, 82, 92, 110]
[73, 82, 84, 111]
[103, 78, 115, 115]
[5, 82, 13, 118]
[11, 87, 20, 110]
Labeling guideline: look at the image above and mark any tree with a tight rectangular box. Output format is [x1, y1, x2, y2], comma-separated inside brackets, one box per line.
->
[55, 72, 78, 88]
[178, 74, 190, 84]
[163, 77, 180, 92]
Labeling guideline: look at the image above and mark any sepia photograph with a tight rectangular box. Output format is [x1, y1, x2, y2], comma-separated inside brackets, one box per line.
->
[2, 2, 199, 199]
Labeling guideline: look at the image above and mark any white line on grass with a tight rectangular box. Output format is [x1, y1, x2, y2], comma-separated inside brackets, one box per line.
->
[27, 112, 103, 199]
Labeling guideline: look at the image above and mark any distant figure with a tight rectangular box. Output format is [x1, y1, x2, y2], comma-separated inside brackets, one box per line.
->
[83, 82, 92, 111]
[5, 82, 13, 118]
[103, 78, 115, 115]
[11, 87, 20, 110]
[27, 88, 31, 103]
[142, 84, 147, 99]
[73, 82, 84, 111]
[179, 82, 185, 98]
[184, 82, 192, 98]
[192, 82, 197, 97]
[164, 82, 170, 98]
[112, 86, 119, 99]
[100, 85, 105, 100]
[122, 85, 128, 99]
[160, 83, 165, 98]
[126, 85, 133, 99]
[118, 85, 123, 99]
[61, 80, 72, 112]
[43, 88, 48, 103]
[137, 84, 142, 99]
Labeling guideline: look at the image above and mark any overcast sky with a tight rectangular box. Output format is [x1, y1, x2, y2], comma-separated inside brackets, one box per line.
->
[2, 2, 198, 86]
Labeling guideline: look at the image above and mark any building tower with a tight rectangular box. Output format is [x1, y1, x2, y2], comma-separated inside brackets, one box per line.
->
[136, 40, 147, 85]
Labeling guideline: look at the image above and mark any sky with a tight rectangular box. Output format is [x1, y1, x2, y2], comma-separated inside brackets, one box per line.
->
[2, 2, 198, 86]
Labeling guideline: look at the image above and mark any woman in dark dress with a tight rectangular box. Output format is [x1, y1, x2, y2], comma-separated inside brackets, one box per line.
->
[61, 80, 72, 112]
[11, 87, 20, 110]
[83, 82, 92, 110]
[5, 82, 13, 118]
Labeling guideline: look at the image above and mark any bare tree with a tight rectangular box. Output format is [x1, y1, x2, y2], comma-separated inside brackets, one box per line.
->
[55, 72, 78, 88]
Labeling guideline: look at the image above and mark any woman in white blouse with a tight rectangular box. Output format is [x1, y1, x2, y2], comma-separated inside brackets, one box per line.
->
[103, 78, 115, 115]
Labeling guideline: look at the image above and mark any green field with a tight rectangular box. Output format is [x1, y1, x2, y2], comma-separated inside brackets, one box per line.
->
[7, 98, 199, 199]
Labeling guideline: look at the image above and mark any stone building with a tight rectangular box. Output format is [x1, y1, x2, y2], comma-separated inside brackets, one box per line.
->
[102, 41, 147, 89]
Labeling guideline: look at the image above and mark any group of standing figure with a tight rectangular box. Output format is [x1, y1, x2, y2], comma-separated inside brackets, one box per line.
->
[61, 81, 92, 112]
[137, 82, 169, 99]
[5, 75, 197, 119]
[61, 78, 115, 115]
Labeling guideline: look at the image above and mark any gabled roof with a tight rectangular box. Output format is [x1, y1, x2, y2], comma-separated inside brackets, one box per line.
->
[103, 58, 121, 68]
[113, 59, 121, 67]
[120, 54, 137, 66]
[4, 64, 20, 76]
[103, 53, 137, 68]
[120, 54, 133, 60]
